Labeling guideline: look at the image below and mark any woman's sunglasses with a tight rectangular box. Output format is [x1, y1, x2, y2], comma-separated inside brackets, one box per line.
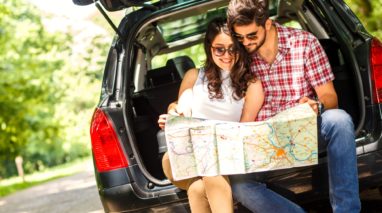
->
[211, 46, 237, 57]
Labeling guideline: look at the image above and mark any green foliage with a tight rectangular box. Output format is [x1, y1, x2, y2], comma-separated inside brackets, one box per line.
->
[345, 0, 382, 40]
[152, 43, 206, 69]
[0, 0, 71, 177]
[0, 0, 109, 178]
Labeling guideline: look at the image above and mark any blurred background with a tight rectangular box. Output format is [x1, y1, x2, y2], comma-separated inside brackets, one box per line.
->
[0, 0, 125, 196]
[0, 0, 381, 197]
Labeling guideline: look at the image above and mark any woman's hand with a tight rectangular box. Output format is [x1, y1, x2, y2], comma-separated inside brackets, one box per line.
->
[158, 114, 168, 130]
[158, 105, 183, 130]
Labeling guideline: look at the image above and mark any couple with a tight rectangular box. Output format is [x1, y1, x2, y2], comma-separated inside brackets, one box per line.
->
[159, 0, 361, 212]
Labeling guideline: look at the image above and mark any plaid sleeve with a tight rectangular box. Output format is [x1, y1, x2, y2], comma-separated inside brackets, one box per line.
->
[304, 35, 334, 87]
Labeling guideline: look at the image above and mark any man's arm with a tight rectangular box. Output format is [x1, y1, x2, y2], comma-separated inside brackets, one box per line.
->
[301, 33, 337, 114]
[299, 81, 338, 114]
[314, 81, 338, 109]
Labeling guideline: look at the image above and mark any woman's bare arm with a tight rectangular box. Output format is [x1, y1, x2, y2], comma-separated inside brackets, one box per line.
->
[240, 80, 264, 122]
[158, 68, 199, 129]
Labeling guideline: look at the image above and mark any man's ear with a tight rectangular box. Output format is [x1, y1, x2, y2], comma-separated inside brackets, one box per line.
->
[265, 19, 272, 31]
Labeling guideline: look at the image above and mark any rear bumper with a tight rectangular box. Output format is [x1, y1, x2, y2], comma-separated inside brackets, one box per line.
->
[99, 182, 189, 212]
[96, 138, 382, 212]
[100, 183, 150, 212]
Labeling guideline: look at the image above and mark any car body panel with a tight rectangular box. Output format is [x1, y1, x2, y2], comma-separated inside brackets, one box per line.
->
[73, 0, 152, 11]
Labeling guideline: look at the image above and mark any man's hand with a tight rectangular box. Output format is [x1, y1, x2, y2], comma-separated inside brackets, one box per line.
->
[299, 96, 319, 114]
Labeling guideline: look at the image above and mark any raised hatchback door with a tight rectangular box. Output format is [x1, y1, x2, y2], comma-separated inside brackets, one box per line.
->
[72, 0, 150, 11]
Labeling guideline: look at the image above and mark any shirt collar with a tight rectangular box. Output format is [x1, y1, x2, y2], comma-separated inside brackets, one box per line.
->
[274, 22, 290, 55]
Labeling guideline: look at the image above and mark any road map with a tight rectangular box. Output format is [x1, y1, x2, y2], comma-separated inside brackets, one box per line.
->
[165, 103, 318, 180]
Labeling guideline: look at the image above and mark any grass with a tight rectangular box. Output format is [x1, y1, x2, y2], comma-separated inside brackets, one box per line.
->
[0, 157, 92, 197]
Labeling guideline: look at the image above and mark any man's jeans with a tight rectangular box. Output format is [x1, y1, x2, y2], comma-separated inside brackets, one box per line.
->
[230, 109, 361, 213]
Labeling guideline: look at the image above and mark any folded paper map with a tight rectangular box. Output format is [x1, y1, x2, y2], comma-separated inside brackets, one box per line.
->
[165, 103, 318, 180]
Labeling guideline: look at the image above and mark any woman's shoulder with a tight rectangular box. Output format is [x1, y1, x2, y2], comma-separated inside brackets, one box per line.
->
[245, 79, 264, 98]
[181, 67, 200, 85]
[183, 67, 199, 79]
[247, 78, 262, 87]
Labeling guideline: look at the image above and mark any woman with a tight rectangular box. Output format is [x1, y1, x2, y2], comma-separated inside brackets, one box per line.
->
[159, 18, 264, 213]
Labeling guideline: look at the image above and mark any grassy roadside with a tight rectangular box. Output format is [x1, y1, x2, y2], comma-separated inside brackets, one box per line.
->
[0, 157, 93, 198]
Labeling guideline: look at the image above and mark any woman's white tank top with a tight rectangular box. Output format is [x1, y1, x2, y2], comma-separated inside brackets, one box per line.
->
[189, 68, 244, 122]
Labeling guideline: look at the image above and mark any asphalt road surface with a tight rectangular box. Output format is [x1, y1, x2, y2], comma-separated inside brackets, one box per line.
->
[1, 162, 382, 213]
[0, 163, 103, 213]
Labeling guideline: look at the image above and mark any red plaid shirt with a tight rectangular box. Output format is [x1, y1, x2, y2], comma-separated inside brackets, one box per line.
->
[252, 23, 334, 121]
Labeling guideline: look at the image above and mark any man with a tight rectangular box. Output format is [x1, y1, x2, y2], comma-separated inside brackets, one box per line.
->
[227, 0, 361, 212]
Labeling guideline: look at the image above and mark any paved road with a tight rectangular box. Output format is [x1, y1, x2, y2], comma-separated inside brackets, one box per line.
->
[0, 162, 103, 213]
[1, 161, 382, 213]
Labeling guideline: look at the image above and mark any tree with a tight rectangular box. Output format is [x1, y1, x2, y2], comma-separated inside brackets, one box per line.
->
[345, 0, 382, 39]
[0, 0, 113, 178]
[0, 0, 71, 177]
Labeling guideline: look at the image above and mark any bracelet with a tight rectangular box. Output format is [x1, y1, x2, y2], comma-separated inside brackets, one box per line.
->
[317, 101, 325, 115]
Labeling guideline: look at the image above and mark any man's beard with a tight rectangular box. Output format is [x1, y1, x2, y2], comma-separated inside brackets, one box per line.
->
[246, 31, 266, 54]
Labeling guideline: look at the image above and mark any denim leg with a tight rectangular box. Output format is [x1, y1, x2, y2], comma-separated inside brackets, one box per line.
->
[230, 175, 305, 213]
[320, 109, 361, 213]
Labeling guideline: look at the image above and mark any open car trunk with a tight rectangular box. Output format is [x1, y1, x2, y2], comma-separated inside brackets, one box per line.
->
[127, 0, 366, 186]
[73, 0, 153, 11]
[74, 0, 382, 210]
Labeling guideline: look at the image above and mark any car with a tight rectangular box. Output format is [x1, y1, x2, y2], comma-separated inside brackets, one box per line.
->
[73, 0, 382, 212]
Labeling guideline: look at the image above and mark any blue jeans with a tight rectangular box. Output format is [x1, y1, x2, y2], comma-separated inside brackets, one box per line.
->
[230, 109, 361, 213]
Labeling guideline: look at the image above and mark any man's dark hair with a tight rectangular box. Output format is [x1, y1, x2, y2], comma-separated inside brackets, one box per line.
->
[227, 0, 269, 31]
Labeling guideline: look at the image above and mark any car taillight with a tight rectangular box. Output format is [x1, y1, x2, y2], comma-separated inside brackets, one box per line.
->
[90, 108, 128, 172]
[371, 38, 382, 103]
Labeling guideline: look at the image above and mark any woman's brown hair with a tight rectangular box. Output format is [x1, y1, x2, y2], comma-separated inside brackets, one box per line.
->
[203, 17, 253, 100]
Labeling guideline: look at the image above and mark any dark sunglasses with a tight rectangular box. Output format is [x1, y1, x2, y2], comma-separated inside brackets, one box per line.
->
[211, 46, 237, 57]
[234, 33, 258, 42]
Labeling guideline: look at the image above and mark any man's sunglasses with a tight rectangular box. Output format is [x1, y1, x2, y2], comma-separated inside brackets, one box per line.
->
[234, 33, 258, 42]
[211, 46, 237, 57]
